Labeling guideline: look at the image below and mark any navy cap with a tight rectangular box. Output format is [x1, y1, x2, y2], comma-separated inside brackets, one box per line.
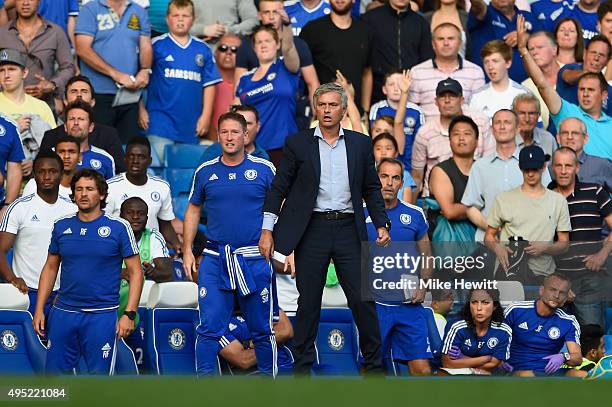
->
[519, 145, 550, 170]
[436, 78, 463, 97]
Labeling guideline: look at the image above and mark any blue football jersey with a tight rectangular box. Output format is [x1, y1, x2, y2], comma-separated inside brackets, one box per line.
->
[147, 34, 222, 143]
[0, 115, 25, 201]
[39, 0, 79, 38]
[561, 5, 598, 42]
[365, 201, 428, 242]
[531, 0, 572, 32]
[369, 100, 424, 170]
[284, 0, 331, 36]
[189, 155, 275, 247]
[442, 319, 512, 361]
[78, 146, 115, 180]
[468, 5, 541, 82]
[236, 58, 299, 151]
[222, 315, 294, 369]
[49, 213, 139, 311]
[504, 301, 580, 372]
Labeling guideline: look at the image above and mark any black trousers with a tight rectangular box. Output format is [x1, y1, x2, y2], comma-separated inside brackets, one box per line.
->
[293, 216, 382, 373]
[93, 93, 140, 144]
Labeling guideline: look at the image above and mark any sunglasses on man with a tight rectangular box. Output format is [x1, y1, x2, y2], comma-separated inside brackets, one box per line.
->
[217, 44, 238, 53]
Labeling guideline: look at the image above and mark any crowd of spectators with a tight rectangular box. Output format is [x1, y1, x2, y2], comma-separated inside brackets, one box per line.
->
[0, 0, 611, 376]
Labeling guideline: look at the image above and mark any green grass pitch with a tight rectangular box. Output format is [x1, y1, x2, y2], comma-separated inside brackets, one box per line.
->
[0, 377, 610, 407]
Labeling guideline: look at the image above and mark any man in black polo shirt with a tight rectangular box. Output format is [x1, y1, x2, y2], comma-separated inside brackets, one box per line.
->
[39, 75, 126, 173]
[549, 146, 612, 327]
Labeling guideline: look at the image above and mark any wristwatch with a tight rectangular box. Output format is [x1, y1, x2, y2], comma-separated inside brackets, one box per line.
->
[123, 310, 137, 321]
[562, 352, 571, 362]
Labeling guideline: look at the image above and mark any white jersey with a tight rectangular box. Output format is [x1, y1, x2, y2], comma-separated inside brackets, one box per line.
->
[0, 193, 76, 289]
[105, 173, 174, 231]
[22, 178, 72, 199]
[468, 80, 531, 119]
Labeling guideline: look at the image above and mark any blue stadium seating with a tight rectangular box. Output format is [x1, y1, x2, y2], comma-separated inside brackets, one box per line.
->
[144, 282, 199, 375]
[0, 284, 46, 374]
[163, 168, 194, 197]
[164, 144, 209, 169]
[312, 308, 360, 376]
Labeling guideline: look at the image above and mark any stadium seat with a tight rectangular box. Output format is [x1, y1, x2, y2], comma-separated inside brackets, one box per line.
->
[605, 335, 612, 355]
[164, 144, 209, 169]
[163, 168, 194, 197]
[0, 284, 46, 374]
[497, 281, 525, 306]
[172, 196, 189, 220]
[606, 307, 612, 334]
[144, 282, 199, 375]
[312, 307, 360, 376]
[321, 285, 348, 307]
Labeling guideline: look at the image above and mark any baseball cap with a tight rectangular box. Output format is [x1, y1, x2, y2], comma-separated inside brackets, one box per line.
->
[0, 49, 27, 68]
[436, 78, 462, 97]
[519, 145, 550, 170]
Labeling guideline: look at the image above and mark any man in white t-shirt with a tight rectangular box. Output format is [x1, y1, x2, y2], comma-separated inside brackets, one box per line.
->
[0, 150, 76, 316]
[22, 135, 81, 198]
[469, 40, 531, 119]
[106, 136, 179, 251]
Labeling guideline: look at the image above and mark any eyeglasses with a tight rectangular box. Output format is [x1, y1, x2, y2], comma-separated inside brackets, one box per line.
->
[218, 44, 238, 53]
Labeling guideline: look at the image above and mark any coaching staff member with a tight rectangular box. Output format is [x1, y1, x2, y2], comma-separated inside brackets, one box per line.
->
[259, 82, 391, 374]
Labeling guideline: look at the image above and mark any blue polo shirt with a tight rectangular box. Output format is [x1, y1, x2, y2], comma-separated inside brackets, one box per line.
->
[39, 0, 79, 38]
[551, 99, 612, 160]
[468, 5, 541, 83]
[75, 0, 151, 95]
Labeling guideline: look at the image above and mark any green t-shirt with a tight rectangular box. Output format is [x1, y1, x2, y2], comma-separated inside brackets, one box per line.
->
[117, 229, 151, 325]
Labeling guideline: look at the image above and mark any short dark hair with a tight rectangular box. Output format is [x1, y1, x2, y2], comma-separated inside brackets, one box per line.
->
[372, 132, 399, 152]
[33, 149, 63, 172]
[448, 115, 479, 139]
[578, 71, 609, 93]
[587, 34, 612, 59]
[383, 69, 403, 84]
[218, 111, 247, 131]
[64, 99, 94, 123]
[230, 104, 260, 123]
[552, 146, 580, 165]
[65, 75, 95, 97]
[376, 157, 404, 180]
[126, 135, 152, 156]
[55, 135, 81, 152]
[431, 289, 454, 301]
[581, 324, 604, 357]
[598, 1, 612, 22]
[120, 196, 148, 214]
[459, 289, 505, 328]
[542, 272, 571, 288]
[71, 169, 108, 209]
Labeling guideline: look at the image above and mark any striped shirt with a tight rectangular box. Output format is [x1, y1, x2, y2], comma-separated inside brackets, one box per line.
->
[548, 181, 612, 275]
[411, 108, 495, 196]
[409, 57, 485, 120]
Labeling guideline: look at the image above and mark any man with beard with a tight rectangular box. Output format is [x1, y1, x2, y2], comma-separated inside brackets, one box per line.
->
[0, 150, 75, 317]
[33, 169, 142, 374]
[63, 100, 116, 179]
[300, 0, 374, 113]
[504, 273, 582, 376]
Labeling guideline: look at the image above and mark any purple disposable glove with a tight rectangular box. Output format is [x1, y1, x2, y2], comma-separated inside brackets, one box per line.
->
[448, 345, 465, 360]
[543, 353, 565, 374]
[500, 361, 514, 373]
